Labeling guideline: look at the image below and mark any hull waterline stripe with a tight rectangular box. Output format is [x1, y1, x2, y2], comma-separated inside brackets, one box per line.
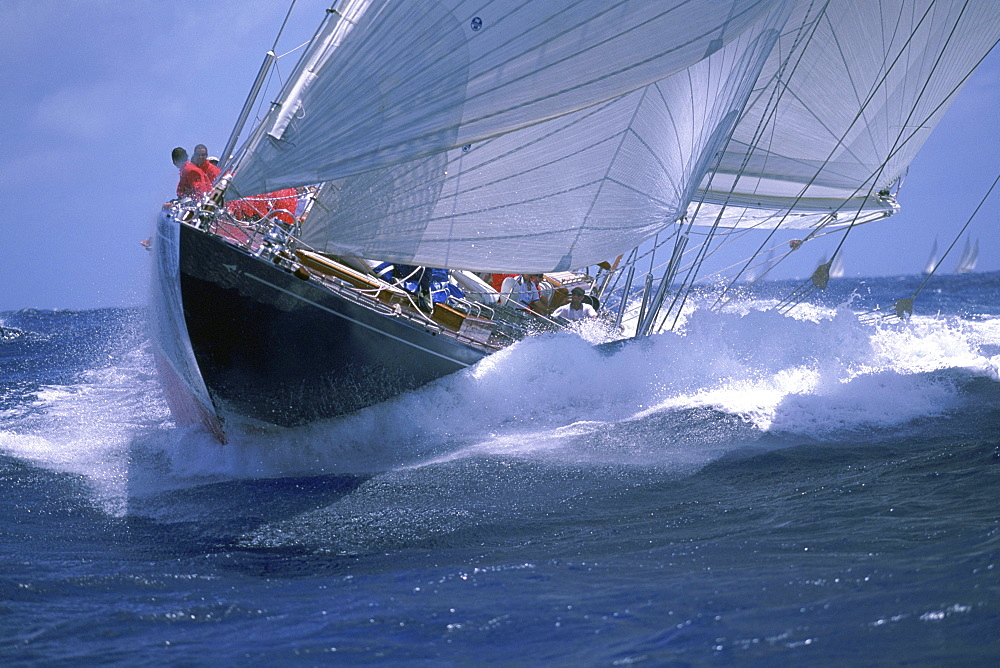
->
[244, 273, 474, 367]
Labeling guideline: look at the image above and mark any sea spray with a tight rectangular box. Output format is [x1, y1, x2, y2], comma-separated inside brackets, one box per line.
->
[3, 296, 999, 487]
[148, 297, 1000, 477]
[2, 282, 1000, 664]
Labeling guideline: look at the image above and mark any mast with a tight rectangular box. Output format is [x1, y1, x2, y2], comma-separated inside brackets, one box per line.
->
[225, 2, 342, 188]
[219, 50, 276, 171]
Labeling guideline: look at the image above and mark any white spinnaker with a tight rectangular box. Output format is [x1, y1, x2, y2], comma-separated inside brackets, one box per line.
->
[693, 0, 1000, 230]
[229, 0, 788, 199]
[298, 3, 791, 272]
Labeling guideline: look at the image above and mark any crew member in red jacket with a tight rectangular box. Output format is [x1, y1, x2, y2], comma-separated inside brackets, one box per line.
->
[171, 147, 212, 199]
[191, 143, 220, 183]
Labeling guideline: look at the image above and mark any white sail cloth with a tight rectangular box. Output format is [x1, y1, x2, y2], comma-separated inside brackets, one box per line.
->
[229, 0, 787, 198]
[292, 3, 788, 273]
[694, 0, 1000, 230]
[232, 0, 1000, 270]
[299, 3, 791, 272]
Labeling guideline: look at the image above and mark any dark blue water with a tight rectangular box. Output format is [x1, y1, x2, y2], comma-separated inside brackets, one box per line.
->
[2, 273, 999, 665]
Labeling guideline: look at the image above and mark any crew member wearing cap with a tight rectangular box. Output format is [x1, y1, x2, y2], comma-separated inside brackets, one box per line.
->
[552, 287, 597, 321]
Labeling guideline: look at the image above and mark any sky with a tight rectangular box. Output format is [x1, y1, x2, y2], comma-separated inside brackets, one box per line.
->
[0, 1, 998, 312]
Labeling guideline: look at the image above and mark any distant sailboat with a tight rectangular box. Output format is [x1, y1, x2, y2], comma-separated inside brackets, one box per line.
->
[955, 237, 979, 274]
[744, 248, 776, 283]
[814, 253, 845, 282]
[922, 238, 938, 275]
[829, 253, 845, 279]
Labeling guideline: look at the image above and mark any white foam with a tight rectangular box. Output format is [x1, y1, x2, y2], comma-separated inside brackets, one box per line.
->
[0, 337, 171, 516]
[169, 304, 998, 475]
[3, 302, 998, 497]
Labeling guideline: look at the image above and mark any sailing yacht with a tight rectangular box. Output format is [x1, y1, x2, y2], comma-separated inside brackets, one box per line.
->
[955, 237, 980, 274]
[829, 254, 845, 280]
[153, 0, 1000, 441]
[923, 238, 939, 275]
[817, 254, 846, 280]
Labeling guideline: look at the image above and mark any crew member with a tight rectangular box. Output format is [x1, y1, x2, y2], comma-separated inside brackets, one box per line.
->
[501, 273, 550, 314]
[172, 147, 212, 199]
[192, 143, 221, 183]
[226, 188, 299, 225]
[552, 287, 597, 321]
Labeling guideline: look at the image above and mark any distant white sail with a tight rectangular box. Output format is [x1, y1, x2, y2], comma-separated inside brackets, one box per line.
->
[923, 238, 938, 275]
[814, 253, 845, 279]
[744, 248, 777, 283]
[955, 237, 979, 274]
[830, 253, 845, 279]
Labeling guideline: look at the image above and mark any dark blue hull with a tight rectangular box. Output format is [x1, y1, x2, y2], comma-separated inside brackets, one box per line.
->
[177, 223, 486, 427]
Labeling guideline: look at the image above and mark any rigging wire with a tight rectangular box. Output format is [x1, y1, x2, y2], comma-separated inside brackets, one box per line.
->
[858, 169, 999, 324]
[777, 0, 991, 317]
[725, 0, 989, 319]
[654, 0, 830, 333]
[700, 0, 833, 312]
[723, 0, 935, 306]
[270, 1, 298, 51]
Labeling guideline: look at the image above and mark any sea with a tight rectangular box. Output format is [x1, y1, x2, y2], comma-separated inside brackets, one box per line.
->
[1, 271, 998, 666]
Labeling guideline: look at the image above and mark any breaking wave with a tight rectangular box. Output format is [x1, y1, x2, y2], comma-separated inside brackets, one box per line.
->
[3, 295, 997, 518]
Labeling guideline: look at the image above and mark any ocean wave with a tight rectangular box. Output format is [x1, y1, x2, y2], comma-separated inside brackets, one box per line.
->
[0, 325, 25, 342]
[2, 300, 998, 502]
[135, 302, 1000, 480]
